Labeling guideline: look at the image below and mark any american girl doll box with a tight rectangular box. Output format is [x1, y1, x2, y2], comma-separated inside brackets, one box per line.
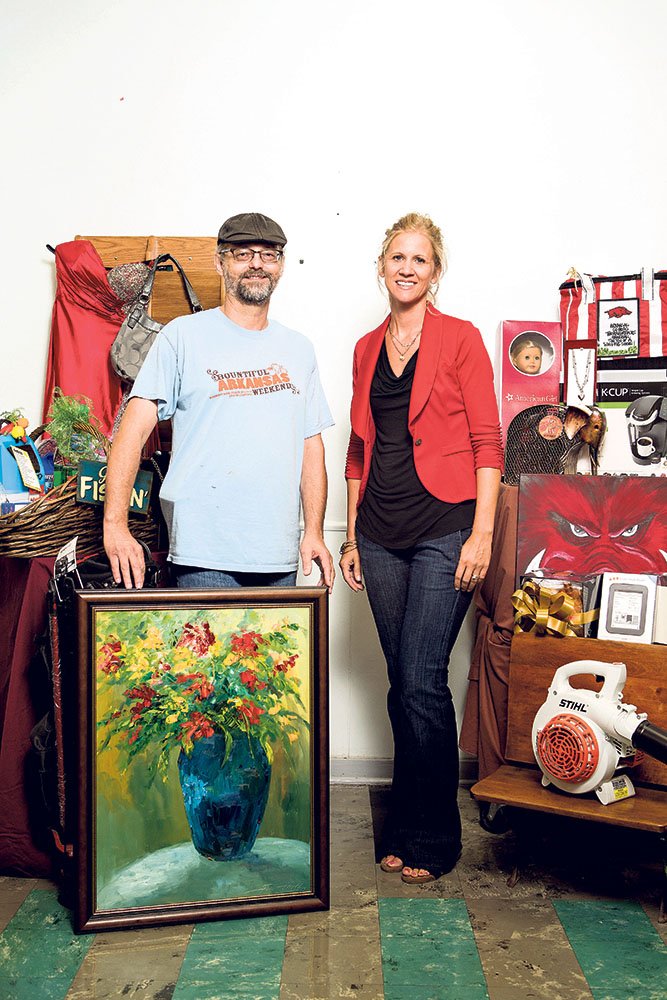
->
[497, 321, 562, 443]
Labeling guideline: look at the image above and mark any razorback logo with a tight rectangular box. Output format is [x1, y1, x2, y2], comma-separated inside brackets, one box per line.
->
[606, 305, 632, 318]
[517, 475, 667, 577]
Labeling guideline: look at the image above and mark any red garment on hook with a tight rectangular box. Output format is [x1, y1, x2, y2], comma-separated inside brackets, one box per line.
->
[42, 241, 125, 437]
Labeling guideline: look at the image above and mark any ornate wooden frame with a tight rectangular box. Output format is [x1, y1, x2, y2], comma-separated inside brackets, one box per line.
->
[74, 587, 329, 933]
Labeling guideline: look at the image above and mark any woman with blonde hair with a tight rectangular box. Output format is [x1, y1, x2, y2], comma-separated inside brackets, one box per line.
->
[340, 212, 502, 882]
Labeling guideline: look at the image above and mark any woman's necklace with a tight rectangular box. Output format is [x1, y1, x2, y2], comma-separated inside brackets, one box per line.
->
[387, 322, 421, 362]
[572, 349, 593, 400]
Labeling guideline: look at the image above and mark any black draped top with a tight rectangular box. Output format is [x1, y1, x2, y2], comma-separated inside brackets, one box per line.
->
[355, 342, 475, 549]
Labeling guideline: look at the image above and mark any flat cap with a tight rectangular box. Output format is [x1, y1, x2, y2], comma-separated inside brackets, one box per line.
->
[217, 212, 287, 246]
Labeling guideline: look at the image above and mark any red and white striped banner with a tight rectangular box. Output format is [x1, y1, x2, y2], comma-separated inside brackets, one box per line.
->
[559, 269, 667, 357]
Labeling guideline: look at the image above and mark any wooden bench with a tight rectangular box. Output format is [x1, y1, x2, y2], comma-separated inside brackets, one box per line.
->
[471, 633, 667, 915]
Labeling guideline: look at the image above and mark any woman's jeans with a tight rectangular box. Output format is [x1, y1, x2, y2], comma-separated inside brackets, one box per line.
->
[173, 566, 297, 589]
[358, 528, 473, 873]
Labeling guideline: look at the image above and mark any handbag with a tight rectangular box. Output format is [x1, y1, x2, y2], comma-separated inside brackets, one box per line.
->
[559, 267, 667, 358]
[110, 253, 203, 382]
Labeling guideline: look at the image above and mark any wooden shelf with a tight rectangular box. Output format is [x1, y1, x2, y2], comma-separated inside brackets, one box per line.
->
[473, 764, 666, 833]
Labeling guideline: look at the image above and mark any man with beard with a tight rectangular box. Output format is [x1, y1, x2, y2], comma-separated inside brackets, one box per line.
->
[104, 212, 335, 591]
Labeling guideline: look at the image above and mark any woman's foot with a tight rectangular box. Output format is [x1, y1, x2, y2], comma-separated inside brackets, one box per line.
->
[400, 848, 461, 884]
[380, 854, 404, 873]
[401, 866, 436, 884]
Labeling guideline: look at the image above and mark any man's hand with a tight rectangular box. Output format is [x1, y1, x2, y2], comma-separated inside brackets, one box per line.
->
[300, 531, 335, 593]
[102, 397, 158, 588]
[104, 523, 146, 589]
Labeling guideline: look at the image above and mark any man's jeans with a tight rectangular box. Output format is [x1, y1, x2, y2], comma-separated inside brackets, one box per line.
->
[173, 566, 297, 589]
[358, 527, 473, 873]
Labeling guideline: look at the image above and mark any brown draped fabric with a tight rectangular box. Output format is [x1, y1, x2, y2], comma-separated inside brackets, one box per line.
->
[459, 485, 519, 779]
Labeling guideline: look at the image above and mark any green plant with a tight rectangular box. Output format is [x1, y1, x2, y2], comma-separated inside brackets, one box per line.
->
[46, 388, 107, 463]
[97, 608, 308, 779]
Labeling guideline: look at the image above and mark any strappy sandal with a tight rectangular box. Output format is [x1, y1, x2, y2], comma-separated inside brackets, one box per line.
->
[380, 855, 404, 873]
[401, 848, 461, 884]
[400, 867, 437, 884]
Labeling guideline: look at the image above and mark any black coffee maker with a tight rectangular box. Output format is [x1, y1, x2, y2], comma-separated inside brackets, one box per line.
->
[625, 395, 667, 465]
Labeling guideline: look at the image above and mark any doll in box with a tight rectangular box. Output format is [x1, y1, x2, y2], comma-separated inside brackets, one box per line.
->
[510, 336, 543, 375]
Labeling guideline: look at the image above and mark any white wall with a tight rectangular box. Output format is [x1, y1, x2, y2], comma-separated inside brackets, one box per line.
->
[2, 0, 666, 774]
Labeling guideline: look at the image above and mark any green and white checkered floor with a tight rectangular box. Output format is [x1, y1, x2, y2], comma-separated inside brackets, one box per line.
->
[1, 785, 665, 999]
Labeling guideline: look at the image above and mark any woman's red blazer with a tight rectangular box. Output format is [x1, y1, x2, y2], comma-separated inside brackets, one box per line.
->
[345, 304, 503, 506]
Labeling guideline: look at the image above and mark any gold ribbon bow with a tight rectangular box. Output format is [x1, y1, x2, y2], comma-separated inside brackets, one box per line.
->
[511, 580, 598, 638]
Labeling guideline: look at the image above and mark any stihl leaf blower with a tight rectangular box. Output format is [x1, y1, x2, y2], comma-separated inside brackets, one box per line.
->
[532, 660, 667, 804]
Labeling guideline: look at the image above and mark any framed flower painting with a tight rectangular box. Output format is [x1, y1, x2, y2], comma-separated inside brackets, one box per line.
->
[74, 587, 329, 932]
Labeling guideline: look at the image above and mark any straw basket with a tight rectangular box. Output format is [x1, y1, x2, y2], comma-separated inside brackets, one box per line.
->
[0, 422, 159, 560]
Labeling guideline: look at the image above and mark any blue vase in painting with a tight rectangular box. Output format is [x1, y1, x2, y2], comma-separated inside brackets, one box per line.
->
[177, 733, 271, 861]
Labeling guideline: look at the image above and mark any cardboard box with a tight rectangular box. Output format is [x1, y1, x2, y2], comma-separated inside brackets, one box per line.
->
[650, 576, 667, 644]
[595, 367, 667, 474]
[597, 572, 657, 643]
[497, 321, 562, 444]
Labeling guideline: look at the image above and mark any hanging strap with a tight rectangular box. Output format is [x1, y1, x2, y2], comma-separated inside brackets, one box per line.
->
[127, 252, 203, 324]
[579, 272, 596, 303]
[641, 266, 655, 300]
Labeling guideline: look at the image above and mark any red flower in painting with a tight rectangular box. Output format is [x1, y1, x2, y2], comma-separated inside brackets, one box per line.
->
[236, 699, 265, 725]
[175, 672, 215, 701]
[176, 621, 216, 656]
[231, 631, 265, 657]
[124, 684, 156, 720]
[180, 711, 214, 743]
[195, 679, 215, 700]
[239, 669, 267, 693]
[99, 639, 123, 675]
[128, 725, 142, 744]
[274, 654, 298, 674]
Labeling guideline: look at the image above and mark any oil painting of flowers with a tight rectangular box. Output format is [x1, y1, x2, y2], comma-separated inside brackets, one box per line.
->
[75, 589, 328, 932]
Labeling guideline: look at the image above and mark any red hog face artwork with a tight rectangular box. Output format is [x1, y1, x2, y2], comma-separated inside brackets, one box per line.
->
[605, 305, 633, 319]
[516, 474, 667, 582]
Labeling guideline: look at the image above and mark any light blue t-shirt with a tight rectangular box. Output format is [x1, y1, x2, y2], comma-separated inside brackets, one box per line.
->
[130, 308, 333, 572]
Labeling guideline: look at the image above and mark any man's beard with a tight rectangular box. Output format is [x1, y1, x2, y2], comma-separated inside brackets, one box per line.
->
[227, 269, 278, 305]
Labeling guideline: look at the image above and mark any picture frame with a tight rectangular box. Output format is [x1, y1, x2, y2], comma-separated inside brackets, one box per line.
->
[563, 338, 598, 408]
[74, 587, 329, 933]
[516, 473, 667, 584]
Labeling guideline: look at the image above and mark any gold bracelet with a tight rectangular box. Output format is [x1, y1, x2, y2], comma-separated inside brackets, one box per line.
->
[339, 538, 358, 555]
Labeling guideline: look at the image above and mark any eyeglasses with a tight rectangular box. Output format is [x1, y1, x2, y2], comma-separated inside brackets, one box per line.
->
[219, 248, 284, 264]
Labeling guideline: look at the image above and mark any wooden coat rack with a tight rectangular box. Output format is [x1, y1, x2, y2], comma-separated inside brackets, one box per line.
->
[75, 234, 225, 321]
